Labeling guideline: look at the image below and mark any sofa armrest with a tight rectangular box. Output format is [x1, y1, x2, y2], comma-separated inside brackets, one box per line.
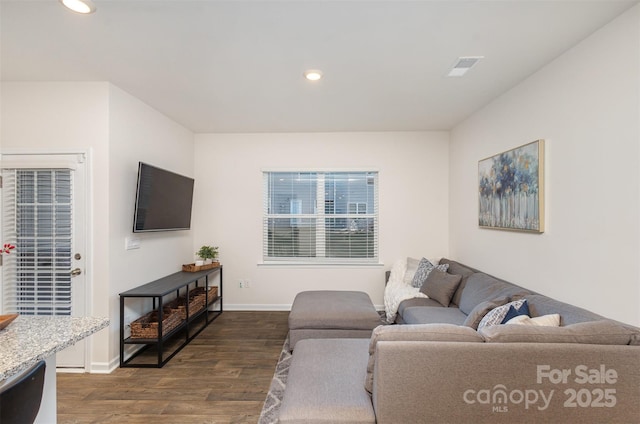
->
[372, 341, 640, 424]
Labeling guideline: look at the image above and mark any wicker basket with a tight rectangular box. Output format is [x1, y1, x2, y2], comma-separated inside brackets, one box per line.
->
[207, 286, 218, 303]
[130, 307, 183, 339]
[168, 287, 218, 319]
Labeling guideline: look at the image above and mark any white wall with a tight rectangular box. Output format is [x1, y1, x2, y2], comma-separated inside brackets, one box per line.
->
[1, 81, 112, 367]
[449, 6, 640, 326]
[0, 82, 196, 370]
[193, 131, 450, 308]
[107, 85, 195, 368]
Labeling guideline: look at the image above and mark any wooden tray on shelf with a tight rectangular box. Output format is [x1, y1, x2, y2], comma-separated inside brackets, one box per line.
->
[181, 262, 220, 272]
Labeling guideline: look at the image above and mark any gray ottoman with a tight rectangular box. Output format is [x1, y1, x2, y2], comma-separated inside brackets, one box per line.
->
[288, 290, 381, 350]
[279, 338, 375, 424]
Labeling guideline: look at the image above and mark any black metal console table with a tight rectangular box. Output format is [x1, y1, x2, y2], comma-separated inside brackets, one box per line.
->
[119, 265, 223, 368]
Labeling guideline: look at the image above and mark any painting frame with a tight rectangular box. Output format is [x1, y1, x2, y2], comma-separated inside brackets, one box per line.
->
[478, 140, 545, 233]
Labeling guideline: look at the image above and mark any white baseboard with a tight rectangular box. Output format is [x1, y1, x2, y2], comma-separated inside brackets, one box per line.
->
[55, 367, 84, 374]
[56, 360, 118, 375]
[90, 359, 119, 374]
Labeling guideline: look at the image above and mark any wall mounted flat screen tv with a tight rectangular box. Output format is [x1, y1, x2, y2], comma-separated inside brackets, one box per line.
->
[133, 162, 195, 232]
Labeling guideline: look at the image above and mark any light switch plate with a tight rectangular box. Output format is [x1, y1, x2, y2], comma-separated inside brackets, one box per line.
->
[125, 236, 141, 250]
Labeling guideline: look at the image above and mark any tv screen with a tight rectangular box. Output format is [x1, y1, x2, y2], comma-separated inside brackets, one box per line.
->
[133, 162, 195, 232]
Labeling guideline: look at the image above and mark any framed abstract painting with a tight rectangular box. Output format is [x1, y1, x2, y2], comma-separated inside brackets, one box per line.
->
[478, 140, 545, 233]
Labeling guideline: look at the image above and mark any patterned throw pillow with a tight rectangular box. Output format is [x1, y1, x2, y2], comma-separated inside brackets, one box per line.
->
[462, 296, 510, 329]
[477, 299, 526, 331]
[500, 300, 530, 324]
[410, 258, 449, 288]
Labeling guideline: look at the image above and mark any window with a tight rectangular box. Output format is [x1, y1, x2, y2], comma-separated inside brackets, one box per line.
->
[263, 171, 378, 263]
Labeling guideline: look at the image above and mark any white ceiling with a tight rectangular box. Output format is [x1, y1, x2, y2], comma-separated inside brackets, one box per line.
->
[1, 0, 637, 133]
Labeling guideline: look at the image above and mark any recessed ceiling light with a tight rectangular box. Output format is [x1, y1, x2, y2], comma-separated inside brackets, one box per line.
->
[447, 56, 484, 77]
[60, 0, 96, 14]
[304, 70, 323, 81]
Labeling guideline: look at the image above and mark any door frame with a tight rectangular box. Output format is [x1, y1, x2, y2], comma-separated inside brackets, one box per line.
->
[0, 148, 93, 371]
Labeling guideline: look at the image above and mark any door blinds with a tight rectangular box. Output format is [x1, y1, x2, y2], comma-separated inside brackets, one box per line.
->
[2, 168, 74, 316]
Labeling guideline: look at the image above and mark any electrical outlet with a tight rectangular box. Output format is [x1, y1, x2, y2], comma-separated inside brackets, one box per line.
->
[244, 280, 251, 288]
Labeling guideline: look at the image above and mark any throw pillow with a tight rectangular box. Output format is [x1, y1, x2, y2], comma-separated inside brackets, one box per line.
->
[462, 296, 510, 329]
[419, 269, 462, 307]
[402, 257, 422, 285]
[364, 324, 484, 394]
[500, 300, 530, 324]
[505, 314, 560, 327]
[477, 299, 526, 331]
[411, 258, 449, 288]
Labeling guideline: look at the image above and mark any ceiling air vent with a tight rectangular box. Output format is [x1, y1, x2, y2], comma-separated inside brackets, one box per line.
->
[447, 56, 484, 77]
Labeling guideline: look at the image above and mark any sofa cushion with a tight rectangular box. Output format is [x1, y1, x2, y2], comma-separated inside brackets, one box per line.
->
[397, 297, 443, 318]
[458, 273, 530, 315]
[438, 258, 477, 307]
[365, 324, 483, 394]
[480, 320, 637, 345]
[524, 294, 605, 325]
[462, 296, 510, 329]
[401, 306, 467, 325]
[478, 299, 527, 330]
[419, 269, 462, 307]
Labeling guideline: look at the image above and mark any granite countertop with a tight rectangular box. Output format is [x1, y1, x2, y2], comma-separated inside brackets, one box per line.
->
[0, 315, 109, 381]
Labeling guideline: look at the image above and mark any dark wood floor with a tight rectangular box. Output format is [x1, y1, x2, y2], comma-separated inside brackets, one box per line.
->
[57, 311, 289, 424]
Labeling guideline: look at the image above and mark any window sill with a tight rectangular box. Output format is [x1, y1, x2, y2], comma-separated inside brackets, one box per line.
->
[258, 261, 384, 268]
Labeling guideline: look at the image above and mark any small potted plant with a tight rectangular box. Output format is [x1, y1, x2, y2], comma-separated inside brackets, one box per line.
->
[196, 245, 219, 265]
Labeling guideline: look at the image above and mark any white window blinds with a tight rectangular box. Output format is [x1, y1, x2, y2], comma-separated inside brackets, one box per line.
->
[263, 171, 378, 263]
[2, 168, 74, 315]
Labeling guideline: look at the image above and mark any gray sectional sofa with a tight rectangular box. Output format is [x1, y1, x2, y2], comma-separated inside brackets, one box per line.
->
[278, 258, 640, 423]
